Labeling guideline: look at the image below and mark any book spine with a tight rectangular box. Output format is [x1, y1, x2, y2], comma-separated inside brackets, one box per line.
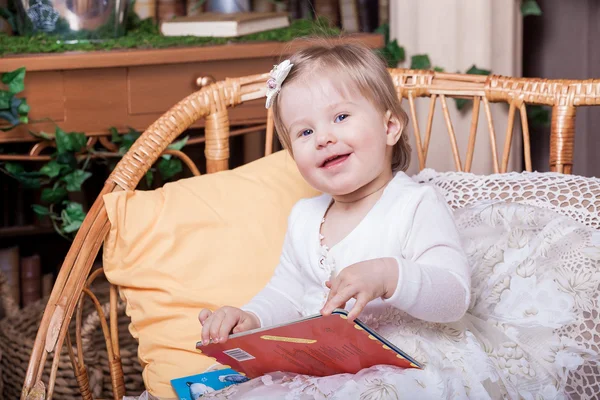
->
[0, 0, 10, 34]
[379, 0, 389, 26]
[42, 273, 54, 298]
[299, 0, 314, 19]
[158, 0, 185, 21]
[315, 0, 340, 26]
[288, 0, 301, 19]
[135, 0, 157, 20]
[186, 0, 204, 16]
[356, 0, 378, 32]
[339, 0, 359, 33]
[252, 0, 274, 12]
[21, 254, 41, 307]
[0, 246, 20, 309]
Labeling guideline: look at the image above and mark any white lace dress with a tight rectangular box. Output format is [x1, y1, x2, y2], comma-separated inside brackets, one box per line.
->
[199, 198, 600, 400]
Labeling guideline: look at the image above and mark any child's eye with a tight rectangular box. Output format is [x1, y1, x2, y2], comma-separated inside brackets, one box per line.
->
[334, 114, 349, 123]
[300, 129, 313, 137]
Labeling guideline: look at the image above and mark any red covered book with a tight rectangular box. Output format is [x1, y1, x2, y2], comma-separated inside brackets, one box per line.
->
[196, 309, 422, 379]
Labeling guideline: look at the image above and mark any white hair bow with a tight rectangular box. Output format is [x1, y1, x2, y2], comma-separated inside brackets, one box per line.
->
[265, 59, 294, 109]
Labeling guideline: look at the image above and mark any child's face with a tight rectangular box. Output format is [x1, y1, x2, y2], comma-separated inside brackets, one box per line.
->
[279, 72, 399, 197]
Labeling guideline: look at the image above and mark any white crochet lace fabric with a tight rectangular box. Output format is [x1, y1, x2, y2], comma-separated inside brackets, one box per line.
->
[412, 169, 600, 230]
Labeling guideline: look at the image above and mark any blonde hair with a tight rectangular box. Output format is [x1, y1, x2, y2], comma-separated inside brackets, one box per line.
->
[272, 40, 411, 172]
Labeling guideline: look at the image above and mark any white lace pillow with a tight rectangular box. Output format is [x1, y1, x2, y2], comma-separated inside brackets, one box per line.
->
[412, 169, 600, 230]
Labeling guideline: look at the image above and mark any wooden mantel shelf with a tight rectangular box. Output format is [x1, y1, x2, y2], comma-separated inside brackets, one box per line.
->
[0, 33, 383, 143]
[0, 33, 383, 71]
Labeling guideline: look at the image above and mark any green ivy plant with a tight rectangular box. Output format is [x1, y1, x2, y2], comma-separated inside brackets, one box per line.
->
[0, 124, 189, 239]
[1, 127, 91, 239]
[0, 67, 29, 131]
[521, 0, 542, 16]
[0, 66, 189, 239]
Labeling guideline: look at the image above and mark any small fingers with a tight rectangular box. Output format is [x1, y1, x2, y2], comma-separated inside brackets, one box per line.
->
[207, 310, 226, 345]
[217, 313, 239, 344]
[346, 294, 369, 322]
[233, 318, 251, 334]
[198, 309, 212, 324]
[201, 314, 215, 345]
[322, 285, 354, 316]
[321, 277, 343, 315]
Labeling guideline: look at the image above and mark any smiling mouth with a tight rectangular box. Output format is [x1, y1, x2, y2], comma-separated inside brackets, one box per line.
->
[320, 154, 350, 168]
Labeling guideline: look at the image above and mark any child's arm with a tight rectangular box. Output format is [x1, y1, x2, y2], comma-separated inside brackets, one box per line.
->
[322, 187, 470, 323]
[382, 186, 470, 322]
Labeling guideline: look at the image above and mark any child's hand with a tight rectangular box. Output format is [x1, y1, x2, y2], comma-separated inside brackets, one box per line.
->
[321, 258, 399, 321]
[198, 306, 260, 345]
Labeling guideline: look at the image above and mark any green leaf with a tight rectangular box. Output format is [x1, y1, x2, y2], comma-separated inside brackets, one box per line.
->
[0, 91, 11, 109]
[110, 126, 122, 143]
[465, 65, 491, 76]
[40, 160, 63, 178]
[1, 67, 26, 94]
[55, 127, 87, 154]
[433, 66, 445, 72]
[374, 23, 390, 44]
[70, 132, 87, 152]
[145, 170, 154, 187]
[410, 55, 431, 70]
[3, 162, 42, 188]
[158, 158, 182, 181]
[521, 0, 542, 16]
[62, 169, 92, 191]
[4, 162, 24, 175]
[386, 40, 406, 66]
[32, 204, 51, 216]
[61, 202, 86, 233]
[55, 152, 78, 169]
[168, 135, 189, 151]
[17, 98, 29, 115]
[455, 98, 470, 111]
[527, 105, 551, 127]
[0, 112, 19, 130]
[41, 187, 68, 203]
[54, 127, 70, 153]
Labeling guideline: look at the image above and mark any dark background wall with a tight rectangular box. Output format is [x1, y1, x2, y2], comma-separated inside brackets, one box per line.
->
[523, 0, 600, 177]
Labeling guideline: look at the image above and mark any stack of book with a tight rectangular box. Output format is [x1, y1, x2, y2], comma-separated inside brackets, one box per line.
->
[160, 11, 290, 37]
[0, 246, 54, 318]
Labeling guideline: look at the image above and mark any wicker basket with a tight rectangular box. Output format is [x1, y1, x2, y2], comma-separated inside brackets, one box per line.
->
[0, 271, 144, 399]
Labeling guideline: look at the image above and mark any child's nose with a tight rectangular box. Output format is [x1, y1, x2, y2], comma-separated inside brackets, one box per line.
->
[315, 129, 337, 148]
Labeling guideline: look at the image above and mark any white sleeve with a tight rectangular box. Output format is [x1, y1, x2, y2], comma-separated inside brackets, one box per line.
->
[241, 205, 305, 328]
[383, 187, 470, 323]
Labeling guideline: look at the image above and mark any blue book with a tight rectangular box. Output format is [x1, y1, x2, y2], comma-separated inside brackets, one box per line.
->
[170, 368, 249, 400]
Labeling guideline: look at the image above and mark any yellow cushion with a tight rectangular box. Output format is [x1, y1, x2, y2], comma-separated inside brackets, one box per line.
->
[102, 151, 319, 398]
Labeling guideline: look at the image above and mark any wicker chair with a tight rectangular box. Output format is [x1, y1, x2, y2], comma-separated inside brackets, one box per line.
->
[19, 67, 600, 399]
